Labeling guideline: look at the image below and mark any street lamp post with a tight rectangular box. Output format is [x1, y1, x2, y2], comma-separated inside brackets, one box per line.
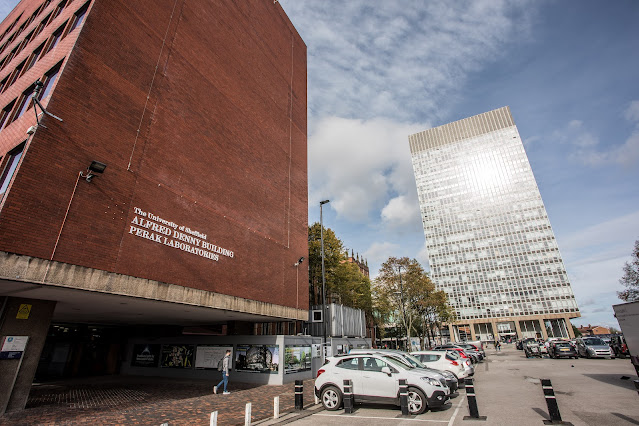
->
[395, 265, 407, 351]
[320, 200, 330, 354]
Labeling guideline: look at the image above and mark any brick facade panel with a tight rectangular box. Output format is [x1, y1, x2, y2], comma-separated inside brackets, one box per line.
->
[0, 0, 308, 310]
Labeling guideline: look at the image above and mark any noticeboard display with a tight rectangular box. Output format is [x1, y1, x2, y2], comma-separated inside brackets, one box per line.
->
[195, 346, 233, 369]
[284, 346, 312, 374]
[131, 344, 161, 367]
[235, 345, 279, 373]
[161, 344, 194, 368]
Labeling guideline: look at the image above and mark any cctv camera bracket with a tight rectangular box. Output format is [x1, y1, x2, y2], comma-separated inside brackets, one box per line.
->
[31, 82, 63, 129]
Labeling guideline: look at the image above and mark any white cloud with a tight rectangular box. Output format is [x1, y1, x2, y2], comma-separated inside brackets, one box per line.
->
[560, 210, 639, 328]
[308, 116, 424, 222]
[381, 195, 421, 230]
[280, 0, 536, 122]
[364, 241, 400, 272]
[624, 100, 639, 122]
[554, 102, 639, 167]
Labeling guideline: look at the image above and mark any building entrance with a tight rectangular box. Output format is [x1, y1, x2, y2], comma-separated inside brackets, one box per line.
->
[35, 324, 128, 381]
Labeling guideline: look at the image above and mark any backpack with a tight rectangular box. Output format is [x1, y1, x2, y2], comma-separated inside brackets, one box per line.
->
[217, 358, 223, 371]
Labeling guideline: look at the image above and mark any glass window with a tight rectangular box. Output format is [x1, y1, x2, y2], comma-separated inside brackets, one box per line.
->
[38, 63, 61, 102]
[24, 43, 44, 72]
[69, 4, 88, 32]
[45, 24, 65, 54]
[14, 86, 36, 121]
[363, 357, 388, 372]
[336, 357, 360, 370]
[0, 142, 26, 201]
[0, 100, 16, 132]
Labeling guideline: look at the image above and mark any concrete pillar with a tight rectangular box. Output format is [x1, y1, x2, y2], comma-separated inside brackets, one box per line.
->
[538, 318, 549, 340]
[448, 324, 455, 343]
[0, 297, 56, 415]
[514, 320, 522, 340]
[469, 323, 477, 341]
[490, 320, 499, 341]
[566, 317, 575, 339]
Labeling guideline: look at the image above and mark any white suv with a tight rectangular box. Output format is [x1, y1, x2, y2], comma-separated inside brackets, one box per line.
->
[315, 353, 450, 415]
[411, 350, 473, 380]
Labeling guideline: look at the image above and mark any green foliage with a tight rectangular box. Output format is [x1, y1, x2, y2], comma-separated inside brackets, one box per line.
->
[618, 239, 639, 302]
[374, 256, 454, 348]
[308, 222, 345, 305]
[571, 324, 582, 337]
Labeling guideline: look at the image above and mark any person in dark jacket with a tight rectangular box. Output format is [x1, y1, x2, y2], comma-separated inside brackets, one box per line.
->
[214, 350, 232, 394]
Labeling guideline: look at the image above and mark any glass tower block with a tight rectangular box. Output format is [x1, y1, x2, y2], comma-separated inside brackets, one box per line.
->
[409, 106, 580, 340]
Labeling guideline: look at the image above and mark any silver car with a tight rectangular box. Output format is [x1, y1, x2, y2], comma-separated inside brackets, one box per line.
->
[576, 337, 614, 359]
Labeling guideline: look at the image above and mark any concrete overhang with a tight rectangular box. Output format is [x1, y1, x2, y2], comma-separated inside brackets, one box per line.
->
[0, 252, 308, 325]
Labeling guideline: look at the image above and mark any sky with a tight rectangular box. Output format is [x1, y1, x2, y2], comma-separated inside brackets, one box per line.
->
[1, 1, 637, 329]
[276, 0, 639, 330]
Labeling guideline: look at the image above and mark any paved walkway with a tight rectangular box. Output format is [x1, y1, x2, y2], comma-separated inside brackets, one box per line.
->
[0, 376, 317, 425]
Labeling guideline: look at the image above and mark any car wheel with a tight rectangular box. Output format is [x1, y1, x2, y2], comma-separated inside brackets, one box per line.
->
[407, 387, 427, 415]
[321, 385, 342, 411]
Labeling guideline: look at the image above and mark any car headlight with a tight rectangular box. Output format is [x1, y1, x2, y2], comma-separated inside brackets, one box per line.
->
[442, 371, 456, 380]
[421, 377, 442, 386]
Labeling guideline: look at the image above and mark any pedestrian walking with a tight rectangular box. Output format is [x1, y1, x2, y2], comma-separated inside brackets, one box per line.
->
[214, 350, 232, 394]
[497, 341, 502, 351]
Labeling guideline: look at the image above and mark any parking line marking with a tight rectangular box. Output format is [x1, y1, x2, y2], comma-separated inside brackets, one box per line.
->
[447, 398, 465, 426]
[313, 414, 449, 423]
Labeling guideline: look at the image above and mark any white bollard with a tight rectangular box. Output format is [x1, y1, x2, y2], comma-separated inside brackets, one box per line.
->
[210, 411, 218, 426]
[274, 396, 280, 419]
[245, 402, 252, 426]
[315, 394, 320, 405]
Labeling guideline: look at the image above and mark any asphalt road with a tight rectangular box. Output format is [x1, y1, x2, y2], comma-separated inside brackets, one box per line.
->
[280, 344, 639, 426]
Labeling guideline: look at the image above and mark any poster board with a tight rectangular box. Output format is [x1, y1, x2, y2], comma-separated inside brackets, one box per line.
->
[131, 344, 160, 367]
[284, 346, 312, 374]
[161, 344, 194, 368]
[0, 336, 29, 360]
[235, 345, 279, 373]
[195, 345, 233, 369]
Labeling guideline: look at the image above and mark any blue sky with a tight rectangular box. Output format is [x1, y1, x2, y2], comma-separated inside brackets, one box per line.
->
[2, 1, 637, 329]
[277, 0, 639, 329]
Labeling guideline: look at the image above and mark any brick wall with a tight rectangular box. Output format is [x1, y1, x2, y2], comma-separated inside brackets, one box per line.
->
[0, 0, 308, 310]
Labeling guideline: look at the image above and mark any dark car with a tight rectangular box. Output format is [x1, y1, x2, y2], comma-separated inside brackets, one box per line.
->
[549, 341, 578, 359]
[610, 335, 629, 358]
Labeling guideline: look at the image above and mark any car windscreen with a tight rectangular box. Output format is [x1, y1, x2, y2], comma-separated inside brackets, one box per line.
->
[403, 353, 426, 368]
[583, 338, 605, 346]
[555, 342, 571, 348]
[382, 355, 413, 369]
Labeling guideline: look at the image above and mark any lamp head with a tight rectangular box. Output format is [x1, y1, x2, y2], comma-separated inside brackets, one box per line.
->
[84, 161, 107, 182]
[320, 199, 330, 205]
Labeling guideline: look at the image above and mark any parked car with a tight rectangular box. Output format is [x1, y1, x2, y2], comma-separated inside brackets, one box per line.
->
[455, 343, 484, 361]
[548, 341, 578, 359]
[349, 349, 458, 392]
[576, 337, 614, 359]
[432, 345, 476, 363]
[315, 353, 450, 414]
[523, 340, 542, 358]
[609, 335, 629, 358]
[411, 350, 473, 380]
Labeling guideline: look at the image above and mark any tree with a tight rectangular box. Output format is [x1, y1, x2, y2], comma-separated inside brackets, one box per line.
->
[618, 239, 639, 302]
[375, 257, 435, 346]
[308, 223, 344, 306]
[571, 324, 582, 338]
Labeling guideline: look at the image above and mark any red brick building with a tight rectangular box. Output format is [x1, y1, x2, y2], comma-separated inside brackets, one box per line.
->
[0, 0, 307, 412]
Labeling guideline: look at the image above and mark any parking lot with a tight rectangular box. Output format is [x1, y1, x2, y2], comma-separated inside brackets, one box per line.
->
[288, 344, 639, 426]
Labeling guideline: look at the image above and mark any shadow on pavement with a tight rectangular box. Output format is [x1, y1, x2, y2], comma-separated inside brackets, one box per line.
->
[582, 374, 639, 391]
[612, 412, 639, 425]
[532, 407, 549, 420]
